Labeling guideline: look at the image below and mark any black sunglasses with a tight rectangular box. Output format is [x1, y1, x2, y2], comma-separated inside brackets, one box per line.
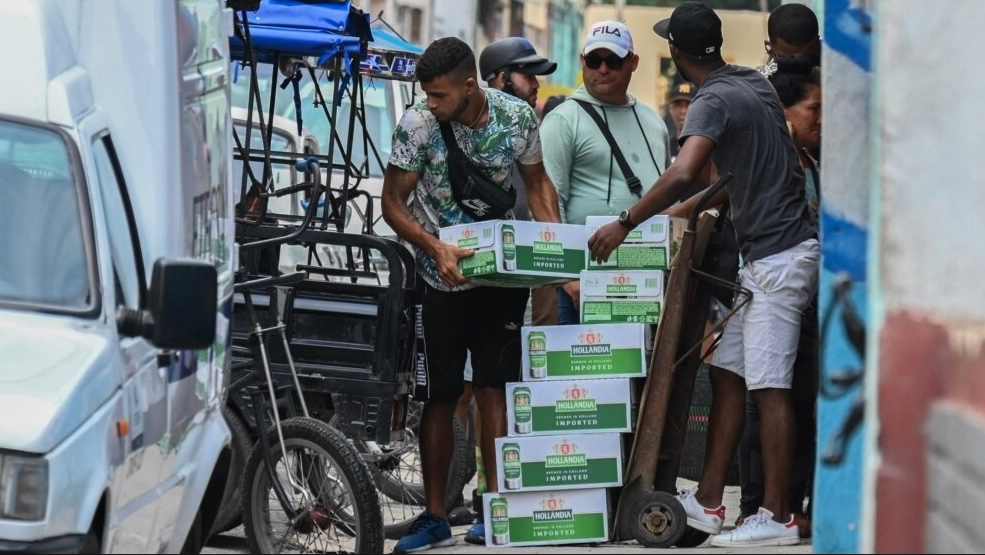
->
[584, 53, 631, 70]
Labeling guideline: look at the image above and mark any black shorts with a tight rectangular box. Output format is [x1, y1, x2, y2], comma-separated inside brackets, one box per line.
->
[414, 281, 530, 403]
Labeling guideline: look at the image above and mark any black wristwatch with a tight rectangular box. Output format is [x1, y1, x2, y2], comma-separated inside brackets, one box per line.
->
[618, 208, 637, 230]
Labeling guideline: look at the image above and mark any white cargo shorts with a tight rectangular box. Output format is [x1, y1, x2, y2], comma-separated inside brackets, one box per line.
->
[713, 238, 819, 390]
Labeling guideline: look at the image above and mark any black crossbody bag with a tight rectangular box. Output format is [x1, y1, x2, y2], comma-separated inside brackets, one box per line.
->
[438, 121, 516, 221]
[573, 99, 643, 198]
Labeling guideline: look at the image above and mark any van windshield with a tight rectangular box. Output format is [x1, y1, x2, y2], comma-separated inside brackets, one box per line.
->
[229, 63, 393, 178]
[0, 120, 93, 310]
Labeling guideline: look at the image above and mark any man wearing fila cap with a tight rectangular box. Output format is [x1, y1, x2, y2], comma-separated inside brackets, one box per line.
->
[540, 20, 670, 324]
[588, 1, 817, 548]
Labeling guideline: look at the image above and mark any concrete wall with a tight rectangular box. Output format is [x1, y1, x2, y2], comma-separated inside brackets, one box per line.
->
[873, 1, 985, 552]
[431, 0, 476, 46]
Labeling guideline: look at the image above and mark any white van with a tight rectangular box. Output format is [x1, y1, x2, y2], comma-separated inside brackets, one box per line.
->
[0, 1, 235, 553]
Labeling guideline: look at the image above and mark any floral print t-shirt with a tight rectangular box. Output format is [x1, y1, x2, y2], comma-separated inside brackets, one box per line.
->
[388, 88, 542, 291]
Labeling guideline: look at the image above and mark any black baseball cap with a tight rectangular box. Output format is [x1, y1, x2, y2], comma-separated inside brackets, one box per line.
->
[669, 80, 697, 102]
[653, 1, 724, 58]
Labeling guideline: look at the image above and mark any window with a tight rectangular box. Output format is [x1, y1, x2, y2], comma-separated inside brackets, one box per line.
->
[0, 119, 93, 310]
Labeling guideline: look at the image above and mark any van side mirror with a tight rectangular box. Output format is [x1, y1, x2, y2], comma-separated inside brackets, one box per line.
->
[118, 258, 218, 349]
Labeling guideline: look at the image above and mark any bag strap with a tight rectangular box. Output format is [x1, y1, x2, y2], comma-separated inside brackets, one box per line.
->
[573, 99, 642, 198]
[438, 121, 461, 155]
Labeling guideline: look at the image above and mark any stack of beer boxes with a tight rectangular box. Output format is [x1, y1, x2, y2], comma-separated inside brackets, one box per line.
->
[485, 322, 644, 547]
[479, 215, 684, 548]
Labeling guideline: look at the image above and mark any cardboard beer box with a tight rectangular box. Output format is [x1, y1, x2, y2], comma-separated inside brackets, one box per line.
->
[584, 214, 685, 271]
[506, 379, 633, 436]
[580, 270, 665, 325]
[495, 433, 623, 492]
[521, 323, 646, 381]
[438, 220, 586, 287]
[483, 489, 609, 547]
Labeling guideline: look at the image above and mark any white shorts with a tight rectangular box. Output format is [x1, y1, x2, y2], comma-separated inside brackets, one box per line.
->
[713, 238, 819, 390]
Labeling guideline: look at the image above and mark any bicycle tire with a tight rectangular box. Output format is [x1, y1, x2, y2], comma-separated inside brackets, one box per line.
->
[210, 404, 254, 536]
[241, 417, 383, 554]
[370, 413, 472, 539]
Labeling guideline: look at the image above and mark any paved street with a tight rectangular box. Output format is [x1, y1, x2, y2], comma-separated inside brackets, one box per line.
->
[203, 480, 813, 554]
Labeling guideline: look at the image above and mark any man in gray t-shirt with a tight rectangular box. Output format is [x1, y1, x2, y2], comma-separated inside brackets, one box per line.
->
[588, 1, 818, 548]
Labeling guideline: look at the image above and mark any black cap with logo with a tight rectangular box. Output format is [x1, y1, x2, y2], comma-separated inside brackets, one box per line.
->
[653, 1, 724, 58]
[668, 80, 697, 103]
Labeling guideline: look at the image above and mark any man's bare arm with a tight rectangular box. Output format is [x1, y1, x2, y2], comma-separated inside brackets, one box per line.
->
[662, 161, 728, 219]
[587, 136, 717, 263]
[631, 135, 717, 222]
[382, 164, 472, 287]
[517, 160, 562, 223]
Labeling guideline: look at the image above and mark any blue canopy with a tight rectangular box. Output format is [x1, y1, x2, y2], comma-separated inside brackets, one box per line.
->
[367, 26, 424, 55]
[229, 0, 372, 66]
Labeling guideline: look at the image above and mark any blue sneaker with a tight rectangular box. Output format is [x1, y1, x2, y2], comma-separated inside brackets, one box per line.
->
[464, 522, 485, 545]
[393, 511, 455, 554]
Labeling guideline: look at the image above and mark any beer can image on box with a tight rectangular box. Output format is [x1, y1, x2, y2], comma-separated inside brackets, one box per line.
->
[502, 442, 523, 490]
[513, 386, 532, 434]
[527, 331, 547, 379]
[501, 223, 516, 271]
[490, 497, 510, 545]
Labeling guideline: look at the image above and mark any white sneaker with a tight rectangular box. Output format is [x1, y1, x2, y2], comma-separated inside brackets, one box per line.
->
[677, 489, 725, 535]
[710, 508, 799, 547]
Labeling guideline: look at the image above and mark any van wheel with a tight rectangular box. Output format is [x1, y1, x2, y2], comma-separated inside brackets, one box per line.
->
[210, 404, 253, 535]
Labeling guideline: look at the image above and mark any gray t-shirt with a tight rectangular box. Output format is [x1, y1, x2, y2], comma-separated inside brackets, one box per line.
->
[681, 65, 816, 262]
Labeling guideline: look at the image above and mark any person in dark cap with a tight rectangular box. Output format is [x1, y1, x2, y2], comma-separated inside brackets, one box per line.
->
[479, 37, 557, 109]
[588, 2, 817, 547]
[665, 77, 697, 160]
[478, 36, 560, 325]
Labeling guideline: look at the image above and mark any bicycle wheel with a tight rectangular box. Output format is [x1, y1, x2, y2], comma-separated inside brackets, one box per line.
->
[211, 404, 254, 536]
[369, 412, 472, 539]
[242, 417, 383, 554]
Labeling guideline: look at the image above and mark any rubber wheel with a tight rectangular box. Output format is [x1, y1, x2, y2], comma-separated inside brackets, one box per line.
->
[241, 417, 383, 554]
[210, 404, 254, 536]
[629, 491, 688, 548]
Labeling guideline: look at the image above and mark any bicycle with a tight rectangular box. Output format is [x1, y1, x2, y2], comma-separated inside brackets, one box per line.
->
[229, 156, 384, 554]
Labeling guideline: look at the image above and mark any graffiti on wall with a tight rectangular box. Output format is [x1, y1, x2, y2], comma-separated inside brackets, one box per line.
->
[815, 0, 874, 553]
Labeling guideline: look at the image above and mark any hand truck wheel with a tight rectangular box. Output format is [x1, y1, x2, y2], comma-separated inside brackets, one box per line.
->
[628, 491, 687, 548]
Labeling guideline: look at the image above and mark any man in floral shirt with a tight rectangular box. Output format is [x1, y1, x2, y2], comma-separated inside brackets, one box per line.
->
[382, 36, 561, 553]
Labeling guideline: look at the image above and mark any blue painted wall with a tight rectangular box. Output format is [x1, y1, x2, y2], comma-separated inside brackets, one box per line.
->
[814, 0, 874, 552]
